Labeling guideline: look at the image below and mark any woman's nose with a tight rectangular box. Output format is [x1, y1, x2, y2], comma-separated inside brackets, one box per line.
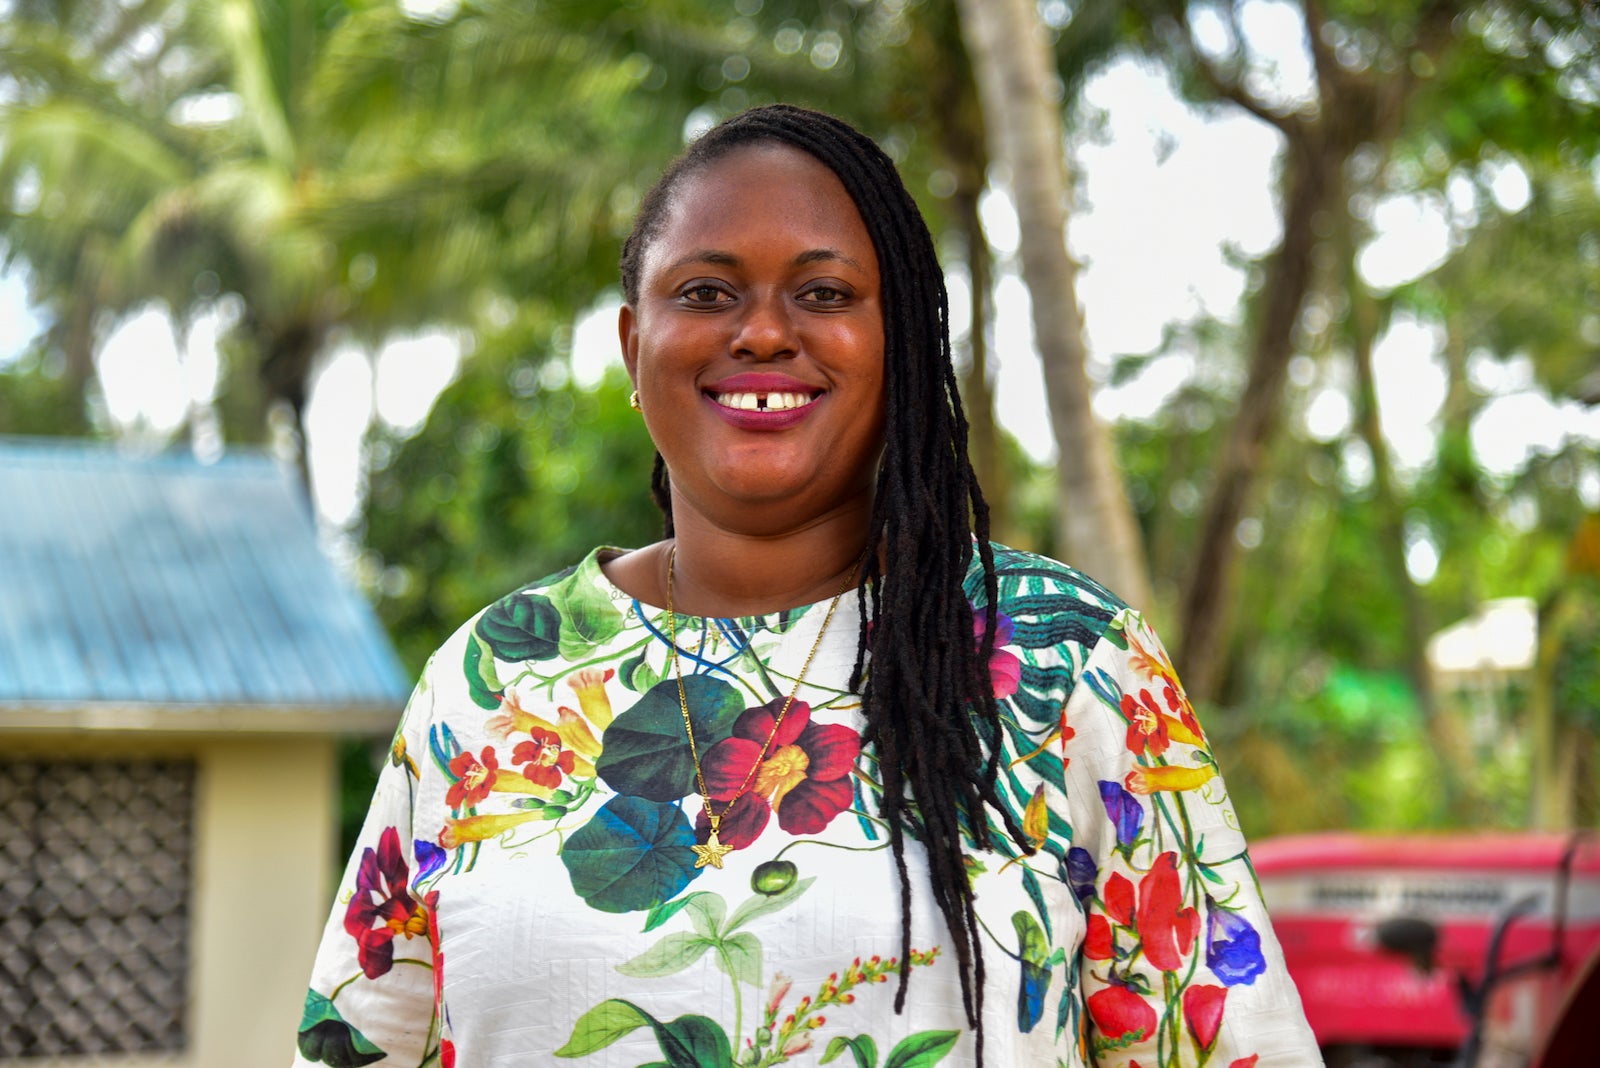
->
[730, 291, 797, 359]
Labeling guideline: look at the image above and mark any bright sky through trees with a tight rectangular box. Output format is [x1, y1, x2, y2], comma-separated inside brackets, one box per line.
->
[1, 6, 1595, 533]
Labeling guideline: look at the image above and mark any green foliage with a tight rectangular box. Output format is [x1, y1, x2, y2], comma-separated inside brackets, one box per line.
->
[1554, 578, 1600, 732]
[361, 360, 660, 675]
[0, 345, 90, 436]
[6, 0, 1598, 841]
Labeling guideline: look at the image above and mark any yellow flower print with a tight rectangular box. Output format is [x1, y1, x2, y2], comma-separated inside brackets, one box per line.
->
[1124, 763, 1218, 796]
[567, 668, 615, 728]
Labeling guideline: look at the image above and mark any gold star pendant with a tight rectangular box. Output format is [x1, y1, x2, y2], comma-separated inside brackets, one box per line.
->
[691, 830, 733, 870]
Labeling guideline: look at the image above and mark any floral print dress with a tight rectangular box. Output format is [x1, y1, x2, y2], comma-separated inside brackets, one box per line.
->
[294, 544, 1321, 1068]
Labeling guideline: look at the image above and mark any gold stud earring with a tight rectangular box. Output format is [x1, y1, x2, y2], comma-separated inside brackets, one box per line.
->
[629, 389, 642, 411]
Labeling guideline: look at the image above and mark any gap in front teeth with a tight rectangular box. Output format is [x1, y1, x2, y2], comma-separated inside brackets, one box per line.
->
[716, 391, 813, 412]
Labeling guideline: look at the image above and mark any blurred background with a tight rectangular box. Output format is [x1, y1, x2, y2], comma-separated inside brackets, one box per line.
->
[1, 0, 1597, 1064]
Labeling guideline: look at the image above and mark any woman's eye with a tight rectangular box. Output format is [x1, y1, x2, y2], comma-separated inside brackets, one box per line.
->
[680, 284, 727, 304]
[803, 285, 847, 304]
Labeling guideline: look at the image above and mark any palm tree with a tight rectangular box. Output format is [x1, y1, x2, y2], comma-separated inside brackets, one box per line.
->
[0, 0, 794, 476]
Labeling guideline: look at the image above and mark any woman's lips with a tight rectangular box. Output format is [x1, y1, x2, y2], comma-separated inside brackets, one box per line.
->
[709, 390, 816, 412]
[702, 373, 824, 428]
[702, 390, 822, 429]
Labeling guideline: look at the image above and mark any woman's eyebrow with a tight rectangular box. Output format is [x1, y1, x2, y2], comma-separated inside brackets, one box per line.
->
[664, 249, 741, 272]
[662, 247, 865, 273]
[794, 247, 864, 270]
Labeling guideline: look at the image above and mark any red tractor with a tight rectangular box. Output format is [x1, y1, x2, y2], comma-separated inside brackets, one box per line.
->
[1252, 831, 1600, 1068]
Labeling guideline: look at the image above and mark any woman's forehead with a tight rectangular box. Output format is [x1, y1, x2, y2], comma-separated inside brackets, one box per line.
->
[649, 143, 876, 263]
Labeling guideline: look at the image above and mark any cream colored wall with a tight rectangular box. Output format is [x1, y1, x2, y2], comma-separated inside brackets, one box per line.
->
[1, 732, 342, 1068]
[191, 736, 337, 1068]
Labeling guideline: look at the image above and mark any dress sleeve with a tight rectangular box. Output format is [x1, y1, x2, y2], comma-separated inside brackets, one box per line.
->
[292, 657, 443, 1068]
[1061, 609, 1321, 1067]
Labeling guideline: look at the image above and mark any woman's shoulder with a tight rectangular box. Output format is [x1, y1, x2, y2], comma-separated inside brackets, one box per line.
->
[966, 541, 1131, 648]
[428, 546, 631, 674]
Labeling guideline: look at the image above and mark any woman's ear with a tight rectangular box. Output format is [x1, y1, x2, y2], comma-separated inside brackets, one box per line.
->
[619, 303, 639, 382]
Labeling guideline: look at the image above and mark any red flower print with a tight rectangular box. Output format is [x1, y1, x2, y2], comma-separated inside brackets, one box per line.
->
[424, 889, 445, 1008]
[445, 746, 499, 809]
[512, 726, 576, 789]
[1164, 679, 1204, 741]
[1229, 1057, 1259, 1068]
[1085, 914, 1115, 959]
[1104, 872, 1136, 927]
[973, 608, 1022, 698]
[425, 888, 454, 1065]
[1137, 851, 1199, 972]
[697, 697, 861, 850]
[343, 826, 427, 979]
[1119, 688, 1171, 757]
[1087, 982, 1156, 1043]
[1183, 983, 1227, 1050]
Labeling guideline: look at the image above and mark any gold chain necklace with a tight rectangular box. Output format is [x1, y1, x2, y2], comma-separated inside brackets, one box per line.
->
[666, 545, 859, 870]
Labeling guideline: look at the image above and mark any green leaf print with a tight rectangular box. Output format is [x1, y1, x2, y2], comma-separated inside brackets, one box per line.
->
[623, 893, 762, 986]
[1020, 866, 1052, 942]
[883, 1030, 961, 1068]
[713, 931, 762, 987]
[617, 930, 717, 978]
[620, 646, 662, 693]
[1012, 911, 1052, 1034]
[556, 1000, 735, 1068]
[654, 1014, 735, 1068]
[822, 1035, 879, 1067]
[556, 998, 653, 1057]
[297, 990, 385, 1067]
[563, 795, 702, 913]
[549, 557, 628, 660]
[681, 891, 727, 937]
[724, 875, 815, 932]
[463, 633, 502, 710]
[596, 676, 743, 801]
[477, 591, 563, 662]
[641, 890, 710, 933]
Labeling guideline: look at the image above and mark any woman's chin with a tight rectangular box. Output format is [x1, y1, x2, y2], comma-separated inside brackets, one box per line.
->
[685, 469, 870, 528]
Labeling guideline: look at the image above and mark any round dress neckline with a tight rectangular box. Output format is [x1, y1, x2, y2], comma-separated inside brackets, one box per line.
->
[591, 545, 860, 625]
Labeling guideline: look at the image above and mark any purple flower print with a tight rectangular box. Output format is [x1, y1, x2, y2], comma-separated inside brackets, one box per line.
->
[1098, 779, 1144, 848]
[1065, 846, 1098, 902]
[1205, 895, 1267, 986]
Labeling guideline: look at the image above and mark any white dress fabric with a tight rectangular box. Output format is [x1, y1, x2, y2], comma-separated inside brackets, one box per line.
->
[294, 544, 1322, 1067]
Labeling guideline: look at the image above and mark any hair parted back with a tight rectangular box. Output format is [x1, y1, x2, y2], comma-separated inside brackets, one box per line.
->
[620, 103, 1030, 1063]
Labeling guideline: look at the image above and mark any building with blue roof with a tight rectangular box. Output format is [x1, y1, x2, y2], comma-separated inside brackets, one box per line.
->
[0, 436, 411, 1067]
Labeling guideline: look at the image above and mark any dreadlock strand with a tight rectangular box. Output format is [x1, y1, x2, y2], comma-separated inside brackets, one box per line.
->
[650, 452, 673, 537]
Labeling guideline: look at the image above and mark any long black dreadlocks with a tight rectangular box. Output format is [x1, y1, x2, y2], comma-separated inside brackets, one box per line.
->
[619, 103, 1032, 1063]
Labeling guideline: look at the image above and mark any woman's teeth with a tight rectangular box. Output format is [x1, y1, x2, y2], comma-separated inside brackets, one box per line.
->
[713, 391, 813, 412]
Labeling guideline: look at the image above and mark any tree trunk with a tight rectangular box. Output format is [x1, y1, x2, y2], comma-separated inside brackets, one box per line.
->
[1157, 0, 1457, 700]
[1345, 238, 1435, 721]
[923, 10, 1014, 542]
[1175, 138, 1337, 699]
[257, 318, 324, 499]
[1529, 591, 1578, 828]
[1342, 222, 1481, 810]
[955, 0, 1154, 610]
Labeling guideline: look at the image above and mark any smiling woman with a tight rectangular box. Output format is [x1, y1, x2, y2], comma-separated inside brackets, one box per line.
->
[292, 105, 1321, 1068]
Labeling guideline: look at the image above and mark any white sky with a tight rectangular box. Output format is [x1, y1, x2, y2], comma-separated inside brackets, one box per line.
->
[3, 6, 1597, 540]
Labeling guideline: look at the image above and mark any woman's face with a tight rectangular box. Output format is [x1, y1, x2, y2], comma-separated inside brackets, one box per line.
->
[621, 142, 886, 537]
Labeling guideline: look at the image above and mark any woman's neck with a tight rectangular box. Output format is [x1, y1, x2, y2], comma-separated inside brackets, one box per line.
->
[670, 510, 871, 616]
[604, 500, 873, 617]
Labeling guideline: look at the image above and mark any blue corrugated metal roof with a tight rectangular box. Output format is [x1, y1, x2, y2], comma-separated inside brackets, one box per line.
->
[0, 437, 411, 728]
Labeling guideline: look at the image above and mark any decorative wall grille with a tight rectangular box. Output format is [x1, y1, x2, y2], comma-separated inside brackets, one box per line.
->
[0, 759, 194, 1058]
